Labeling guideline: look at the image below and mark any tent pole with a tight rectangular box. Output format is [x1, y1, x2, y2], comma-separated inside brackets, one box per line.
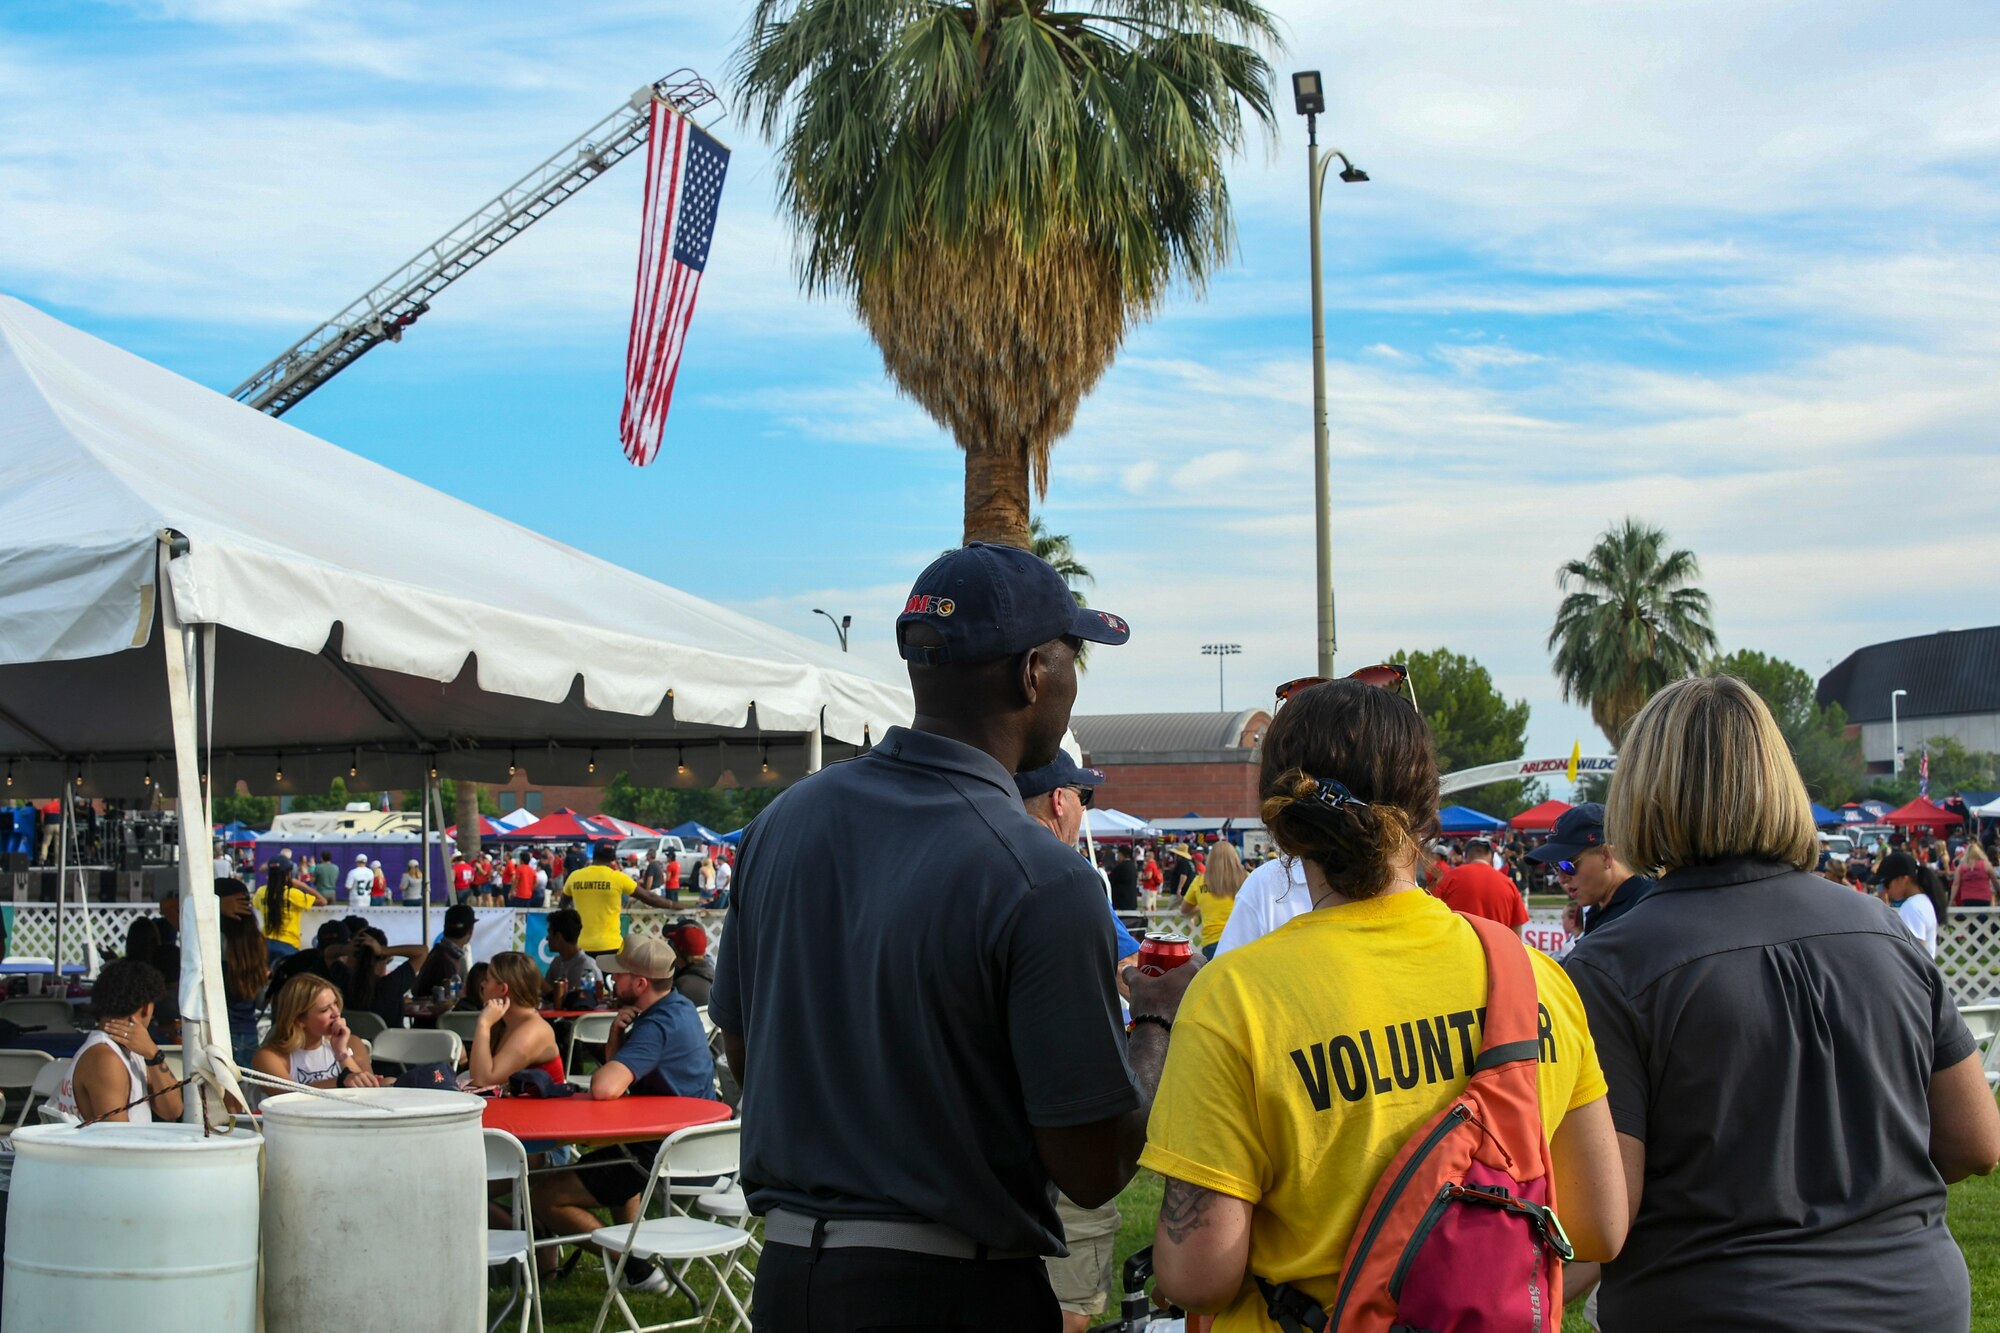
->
[159, 535, 243, 1125]
[807, 716, 823, 775]
[53, 786, 69, 977]
[420, 769, 435, 946]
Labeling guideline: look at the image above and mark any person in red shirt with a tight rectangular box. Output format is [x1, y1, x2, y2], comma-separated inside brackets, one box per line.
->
[1426, 840, 1454, 890]
[664, 855, 682, 896]
[1430, 835, 1528, 934]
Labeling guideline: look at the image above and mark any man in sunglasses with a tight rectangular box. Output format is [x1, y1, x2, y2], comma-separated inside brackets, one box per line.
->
[1528, 802, 1653, 942]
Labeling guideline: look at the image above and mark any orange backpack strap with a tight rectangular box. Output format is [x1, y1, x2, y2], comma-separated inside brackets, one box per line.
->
[1462, 913, 1541, 1071]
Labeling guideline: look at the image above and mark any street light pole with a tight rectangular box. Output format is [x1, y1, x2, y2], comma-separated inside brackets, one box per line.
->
[1201, 643, 1242, 711]
[1891, 688, 1907, 774]
[811, 608, 851, 653]
[1292, 71, 1367, 678]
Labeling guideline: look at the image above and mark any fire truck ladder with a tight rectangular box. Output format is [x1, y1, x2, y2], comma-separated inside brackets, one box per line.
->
[231, 70, 720, 418]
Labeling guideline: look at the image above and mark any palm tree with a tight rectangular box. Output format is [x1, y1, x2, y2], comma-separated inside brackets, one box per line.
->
[738, 0, 1281, 549]
[1547, 518, 1718, 745]
[1030, 516, 1092, 603]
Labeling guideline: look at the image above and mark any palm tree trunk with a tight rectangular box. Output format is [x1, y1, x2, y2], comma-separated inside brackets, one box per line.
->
[454, 780, 482, 861]
[963, 441, 1032, 548]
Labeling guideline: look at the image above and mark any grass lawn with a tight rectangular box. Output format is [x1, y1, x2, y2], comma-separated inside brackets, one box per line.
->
[514, 1164, 2000, 1331]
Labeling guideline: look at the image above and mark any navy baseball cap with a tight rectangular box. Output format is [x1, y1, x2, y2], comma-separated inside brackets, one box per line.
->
[897, 543, 1130, 666]
[1014, 752, 1107, 800]
[1526, 802, 1607, 864]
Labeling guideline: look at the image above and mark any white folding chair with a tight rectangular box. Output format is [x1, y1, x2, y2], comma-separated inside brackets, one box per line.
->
[1985, 1022, 2000, 1090]
[566, 1013, 617, 1091]
[14, 1058, 69, 1130]
[0, 998, 78, 1033]
[344, 1010, 389, 1044]
[694, 1006, 716, 1039]
[157, 1045, 183, 1080]
[485, 1128, 544, 1333]
[370, 1027, 462, 1071]
[591, 1121, 751, 1333]
[440, 1010, 485, 1049]
[0, 1048, 55, 1103]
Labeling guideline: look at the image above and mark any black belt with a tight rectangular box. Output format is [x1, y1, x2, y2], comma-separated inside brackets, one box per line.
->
[764, 1208, 1035, 1261]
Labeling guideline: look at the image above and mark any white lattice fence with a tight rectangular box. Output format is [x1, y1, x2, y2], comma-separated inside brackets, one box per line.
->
[3, 903, 153, 964]
[1940, 906, 2000, 1008]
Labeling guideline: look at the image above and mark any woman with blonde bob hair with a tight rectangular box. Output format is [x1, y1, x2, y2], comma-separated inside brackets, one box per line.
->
[250, 974, 386, 1094]
[1567, 675, 2000, 1332]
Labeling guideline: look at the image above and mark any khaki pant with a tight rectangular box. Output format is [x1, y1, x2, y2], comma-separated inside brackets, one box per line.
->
[1046, 1193, 1120, 1317]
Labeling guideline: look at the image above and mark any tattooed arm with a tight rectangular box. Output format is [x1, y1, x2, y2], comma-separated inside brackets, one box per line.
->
[1152, 1175, 1254, 1311]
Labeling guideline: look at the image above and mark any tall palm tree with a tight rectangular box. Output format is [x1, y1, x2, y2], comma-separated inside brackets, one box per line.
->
[738, 0, 1281, 549]
[1547, 518, 1718, 745]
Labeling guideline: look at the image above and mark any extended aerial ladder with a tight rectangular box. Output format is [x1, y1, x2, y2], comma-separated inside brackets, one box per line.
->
[231, 70, 720, 418]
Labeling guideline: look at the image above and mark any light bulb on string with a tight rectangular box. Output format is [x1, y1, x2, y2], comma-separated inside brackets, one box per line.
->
[508, 748, 517, 779]
[676, 746, 687, 777]
[588, 749, 597, 775]
[275, 753, 284, 782]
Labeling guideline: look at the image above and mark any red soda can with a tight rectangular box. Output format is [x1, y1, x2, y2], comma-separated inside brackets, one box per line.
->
[1135, 932, 1194, 977]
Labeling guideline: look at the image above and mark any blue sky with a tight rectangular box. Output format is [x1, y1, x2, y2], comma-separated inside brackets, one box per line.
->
[5, 0, 1999, 797]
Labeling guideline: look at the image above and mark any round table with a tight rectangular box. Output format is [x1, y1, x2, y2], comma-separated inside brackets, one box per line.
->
[481, 1094, 728, 1146]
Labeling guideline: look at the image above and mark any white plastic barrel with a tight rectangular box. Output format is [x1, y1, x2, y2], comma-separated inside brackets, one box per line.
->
[259, 1087, 486, 1333]
[2, 1122, 261, 1332]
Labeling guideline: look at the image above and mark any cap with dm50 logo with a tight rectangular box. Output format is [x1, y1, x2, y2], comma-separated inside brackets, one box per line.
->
[896, 542, 1131, 666]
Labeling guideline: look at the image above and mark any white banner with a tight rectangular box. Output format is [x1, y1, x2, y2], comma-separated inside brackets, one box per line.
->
[1525, 907, 1577, 959]
[300, 906, 517, 964]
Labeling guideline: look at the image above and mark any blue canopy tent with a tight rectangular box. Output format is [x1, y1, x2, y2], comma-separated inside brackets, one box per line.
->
[668, 821, 727, 845]
[214, 820, 263, 843]
[1810, 802, 1842, 827]
[1438, 805, 1506, 835]
[718, 827, 746, 845]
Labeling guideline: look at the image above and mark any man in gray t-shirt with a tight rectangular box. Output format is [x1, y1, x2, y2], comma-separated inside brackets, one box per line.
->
[540, 908, 603, 1002]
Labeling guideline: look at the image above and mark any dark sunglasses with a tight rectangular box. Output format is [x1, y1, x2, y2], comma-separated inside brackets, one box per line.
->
[1068, 785, 1095, 808]
[1275, 662, 1420, 715]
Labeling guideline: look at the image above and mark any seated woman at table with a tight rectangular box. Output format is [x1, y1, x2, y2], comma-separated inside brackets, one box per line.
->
[250, 974, 388, 1097]
[469, 951, 564, 1088]
[327, 927, 429, 1033]
[48, 958, 183, 1124]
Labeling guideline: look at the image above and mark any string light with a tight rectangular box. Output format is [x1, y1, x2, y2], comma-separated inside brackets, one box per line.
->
[508, 748, 517, 779]
[274, 753, 284, 782]
[350, 749, 359, 779]
[675, 746, 687, 777]
[760, 744, 771, 776]
[587, 749, 597, 775]
[143, 764, 153, 787]
[4, 761, 12, 787]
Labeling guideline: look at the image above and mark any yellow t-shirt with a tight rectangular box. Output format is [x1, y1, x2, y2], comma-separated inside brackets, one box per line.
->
[1138, 889, 1607, 1330]
[1183, 878, 1237, 948]
[253, 885, 319, 949]
[563, 865, 637, 953]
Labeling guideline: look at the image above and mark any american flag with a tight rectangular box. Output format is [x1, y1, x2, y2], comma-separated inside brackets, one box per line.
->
[620, 101, 730, 466]
[1920, 746, 1930, 797]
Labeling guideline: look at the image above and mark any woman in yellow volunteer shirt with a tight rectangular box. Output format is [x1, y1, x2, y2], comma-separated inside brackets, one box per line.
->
[1180, 840, 1245, 957]
[1140, 678, 1628, 1324]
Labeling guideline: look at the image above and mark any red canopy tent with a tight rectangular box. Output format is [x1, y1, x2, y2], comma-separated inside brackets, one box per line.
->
[1509, 799, 1572, 832]
[493, 808, 618, 842]
[1882, 796, 1962, 830]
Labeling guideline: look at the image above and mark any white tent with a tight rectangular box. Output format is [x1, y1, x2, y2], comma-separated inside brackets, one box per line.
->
[494, 808, 540, 830]
[1085, 808, 1160, 839]
[0, 293, 914, 1120]
[1975, 795, 2000, 818]
[0, 293, 909, 794]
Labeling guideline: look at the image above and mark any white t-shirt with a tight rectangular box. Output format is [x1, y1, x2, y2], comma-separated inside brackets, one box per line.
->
[345, 864, 376, 904]
[212, 854, 233, 880]
[715, 860, 733, 891]
[1213, 857, 1311, 956]
[1897, 892, 1939, 958]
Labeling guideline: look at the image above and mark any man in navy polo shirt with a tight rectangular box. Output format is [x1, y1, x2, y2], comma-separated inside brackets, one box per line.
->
[712, 543, 1202, 1330]
[1533, 802, 1654, 941]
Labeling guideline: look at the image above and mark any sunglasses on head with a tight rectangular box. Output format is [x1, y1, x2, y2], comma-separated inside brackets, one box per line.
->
[1275, 662, 1420, 715]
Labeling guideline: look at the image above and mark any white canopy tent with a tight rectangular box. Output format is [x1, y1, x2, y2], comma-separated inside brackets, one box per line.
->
[1084, 808, 1161, 840]
[0, 293, 914, 1121]
[1976, 796, 2000, 818]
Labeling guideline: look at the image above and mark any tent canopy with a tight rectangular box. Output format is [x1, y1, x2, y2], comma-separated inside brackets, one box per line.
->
[494, 808, 539, 830]
[493, 808, 615, 842]
[1084, 808, 1160, 840]
[1809, 802, 1842, 827]
[0, 295, 912, 796]
[1883, 796, 1962, 829]
[446, 815, 511, 840]
[1439, 805, 1506, 834]
[669, 821, 727, 845]
[1509, 799, 1572, 832]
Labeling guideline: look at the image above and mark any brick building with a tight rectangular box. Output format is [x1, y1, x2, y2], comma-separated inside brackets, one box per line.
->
[1070, 710, 1271, 820]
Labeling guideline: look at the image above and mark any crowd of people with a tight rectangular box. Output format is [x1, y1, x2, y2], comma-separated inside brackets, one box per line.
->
[696, 544, 2000, 1333]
